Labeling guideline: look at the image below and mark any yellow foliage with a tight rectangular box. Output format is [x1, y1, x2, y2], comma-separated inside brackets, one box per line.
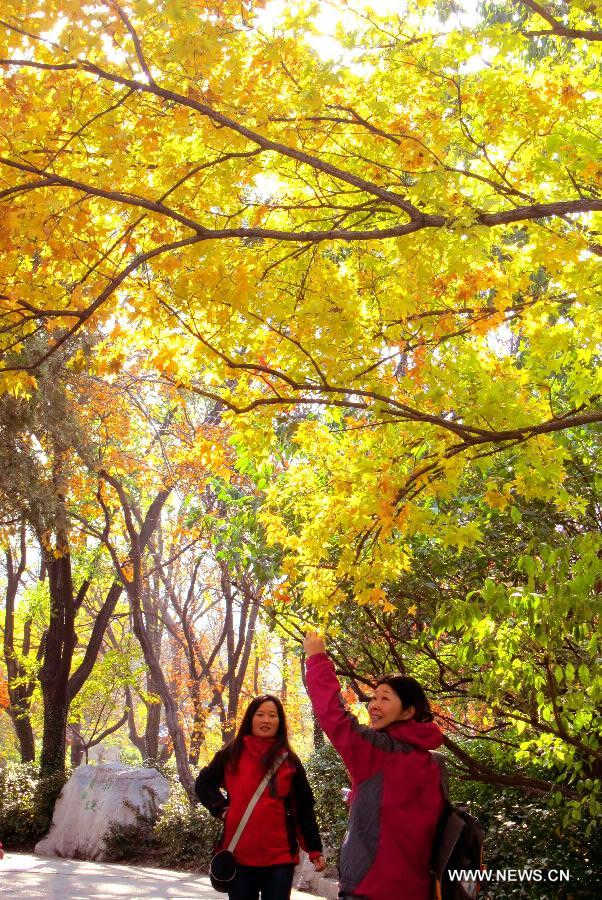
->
[0, 0, 599, 615]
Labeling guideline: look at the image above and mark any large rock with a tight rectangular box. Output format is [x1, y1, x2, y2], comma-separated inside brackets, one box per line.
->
[35, 763, 169, 861]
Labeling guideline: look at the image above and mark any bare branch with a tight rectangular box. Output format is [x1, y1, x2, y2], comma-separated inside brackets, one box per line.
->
[103, 1, 155, 84]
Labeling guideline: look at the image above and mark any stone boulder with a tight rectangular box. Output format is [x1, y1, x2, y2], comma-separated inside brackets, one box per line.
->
[35, 763, 169, 861]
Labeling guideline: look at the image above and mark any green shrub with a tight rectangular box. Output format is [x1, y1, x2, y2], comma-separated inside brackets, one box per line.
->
[450, 772, 601, 900]
[102, 802, 160, 864]
[0, 762, 67, 851]
[305, 742, 349, 854]
[154, 785, 221, 870]
[103, 780, 221, 871]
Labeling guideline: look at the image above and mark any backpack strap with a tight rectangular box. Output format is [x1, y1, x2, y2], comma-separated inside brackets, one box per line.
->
[430, 750, 450, 803]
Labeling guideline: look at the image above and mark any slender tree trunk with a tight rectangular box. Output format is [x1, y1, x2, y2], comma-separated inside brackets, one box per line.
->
[145, 683, 161, 761]
[189, 729, 203, 767]
[70, 741, 85, 767]
[223, 684, 239, 744]
[188, 683, 206, 766]
[300, 655, 325, 749]
[141, 579, 163, 761]
[280, 638, 288, 703]
[116, 596, 163, 764]
[3, 529, 36, 762]
[220, 572, 260, 745]
[313, 714, 325, 750]
[123, 684, 147, 758]
[10, 709, 36, 763]
[69, 726, 85, 768]
[129, 588, 194, 797]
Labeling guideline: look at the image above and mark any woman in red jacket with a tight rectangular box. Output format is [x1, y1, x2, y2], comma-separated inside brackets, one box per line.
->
[196, 694, 326, 900]
[303, 632, 444, 900]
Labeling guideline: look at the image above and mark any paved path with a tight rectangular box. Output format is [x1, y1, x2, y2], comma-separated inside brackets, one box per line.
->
[0, 853, 320, 899]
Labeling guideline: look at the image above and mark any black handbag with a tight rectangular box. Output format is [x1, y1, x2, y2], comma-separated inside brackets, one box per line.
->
[209, 848, 238, 892]
[209, 751, 288, 893]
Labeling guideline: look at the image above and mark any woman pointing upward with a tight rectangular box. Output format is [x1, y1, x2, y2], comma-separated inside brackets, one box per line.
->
[303, 632, 444, 900]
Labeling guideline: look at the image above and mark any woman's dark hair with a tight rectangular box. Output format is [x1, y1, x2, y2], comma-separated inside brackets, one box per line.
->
[226, 694, 296, 774]
[376, 675, 433, 723]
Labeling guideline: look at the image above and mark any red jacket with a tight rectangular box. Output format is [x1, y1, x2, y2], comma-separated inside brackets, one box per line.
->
[196, 734, 323, 868]
[306, 653, 444, 900]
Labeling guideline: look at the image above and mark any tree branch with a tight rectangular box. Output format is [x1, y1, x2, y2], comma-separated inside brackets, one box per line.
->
[85, 710, 128, 749]
[67, 581, 122, 701]
[442, 735, 575, 796]
[518, 0, 602, 41]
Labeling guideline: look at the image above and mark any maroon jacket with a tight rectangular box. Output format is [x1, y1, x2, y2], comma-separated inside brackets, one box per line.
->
[306, 653, 444, 900]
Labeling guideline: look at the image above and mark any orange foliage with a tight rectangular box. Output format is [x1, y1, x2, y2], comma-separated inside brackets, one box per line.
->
[0, 676, 10, 710]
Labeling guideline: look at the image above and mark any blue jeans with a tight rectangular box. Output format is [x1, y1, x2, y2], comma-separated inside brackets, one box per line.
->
[227, 863, 295, 900]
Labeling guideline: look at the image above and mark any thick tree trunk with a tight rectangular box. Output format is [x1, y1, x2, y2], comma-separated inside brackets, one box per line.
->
[38, 554, 74, 777]
[40, 692, 69, 776]
[38, 552, 122, 776]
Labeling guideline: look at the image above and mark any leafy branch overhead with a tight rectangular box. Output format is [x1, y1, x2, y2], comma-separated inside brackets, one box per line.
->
[0, 3, 600, 385]
[0, 0, 599, 588]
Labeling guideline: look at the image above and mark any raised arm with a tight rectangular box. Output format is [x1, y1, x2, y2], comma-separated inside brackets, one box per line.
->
[304, 637, 389, 782]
